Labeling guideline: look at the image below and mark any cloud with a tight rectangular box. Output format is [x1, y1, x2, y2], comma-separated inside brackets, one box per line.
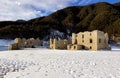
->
[0, 0, 96, 21]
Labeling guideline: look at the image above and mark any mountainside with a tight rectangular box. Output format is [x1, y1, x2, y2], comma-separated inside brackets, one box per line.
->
[0, 2, 120, 39]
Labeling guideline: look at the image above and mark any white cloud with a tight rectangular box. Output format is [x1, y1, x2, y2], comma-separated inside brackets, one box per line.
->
[0, 0, 93, 21]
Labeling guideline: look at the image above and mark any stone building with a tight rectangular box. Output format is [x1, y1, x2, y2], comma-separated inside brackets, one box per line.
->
[8, 38, 42, 50]
[67, 30, 111, 50]
[50, 39, 71, 49]
[8, 43, 20, 50]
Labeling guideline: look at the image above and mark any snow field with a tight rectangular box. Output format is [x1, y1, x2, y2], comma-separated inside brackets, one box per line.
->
[0, 49, 120, 78]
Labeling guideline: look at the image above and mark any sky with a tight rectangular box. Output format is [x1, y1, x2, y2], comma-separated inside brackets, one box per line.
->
[0, 0, 120, 21]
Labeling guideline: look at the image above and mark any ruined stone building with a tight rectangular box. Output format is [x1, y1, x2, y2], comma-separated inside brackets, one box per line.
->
[68, 30, 111, 50]
[8, 38, 42, 50]
[50, 39, 71, 49]
[50, 30, 111, 51]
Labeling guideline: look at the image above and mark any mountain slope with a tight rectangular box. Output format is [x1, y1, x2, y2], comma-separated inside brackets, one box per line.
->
[0, 2, 120, 39]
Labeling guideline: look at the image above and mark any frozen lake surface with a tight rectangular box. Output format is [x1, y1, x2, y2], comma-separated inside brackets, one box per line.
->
[0, 39, 13, 51]
[0, 46, 8, 51]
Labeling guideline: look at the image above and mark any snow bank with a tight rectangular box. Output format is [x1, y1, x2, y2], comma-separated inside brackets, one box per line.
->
[0, 49, 120, 78]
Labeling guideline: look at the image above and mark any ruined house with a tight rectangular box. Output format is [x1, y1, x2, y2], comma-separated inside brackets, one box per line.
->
[50, 39, 71, 49]
[67, 30, 111, 50]
[50, 30, 111, 51]
[8, 38, 42, 50]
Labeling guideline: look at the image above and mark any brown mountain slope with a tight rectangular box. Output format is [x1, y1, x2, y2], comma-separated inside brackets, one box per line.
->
[0, 2, 120, 39]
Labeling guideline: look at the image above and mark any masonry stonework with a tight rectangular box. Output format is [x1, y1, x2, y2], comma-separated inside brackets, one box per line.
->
[50, 30, 111, 51]
[68, 30, 111, 50]
[50, 39, 71, 49]
[8, 38, 42, 50]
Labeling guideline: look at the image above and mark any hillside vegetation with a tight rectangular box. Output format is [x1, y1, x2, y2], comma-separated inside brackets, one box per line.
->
[0, 2, 120, 39]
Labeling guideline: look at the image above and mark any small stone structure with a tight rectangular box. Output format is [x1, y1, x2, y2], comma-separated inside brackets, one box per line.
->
[8, 38, 42, 50]
[50, 39, 71, 49]
[50, 30, 111, 51]
[68, 30, 111, 50]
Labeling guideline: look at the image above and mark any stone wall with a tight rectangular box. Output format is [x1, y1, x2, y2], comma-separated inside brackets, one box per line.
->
[50, 39, 71, 49]
[67, 44, 82, 50]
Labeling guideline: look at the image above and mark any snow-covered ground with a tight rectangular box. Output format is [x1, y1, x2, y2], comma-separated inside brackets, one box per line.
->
[0, 48, 120, 78]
